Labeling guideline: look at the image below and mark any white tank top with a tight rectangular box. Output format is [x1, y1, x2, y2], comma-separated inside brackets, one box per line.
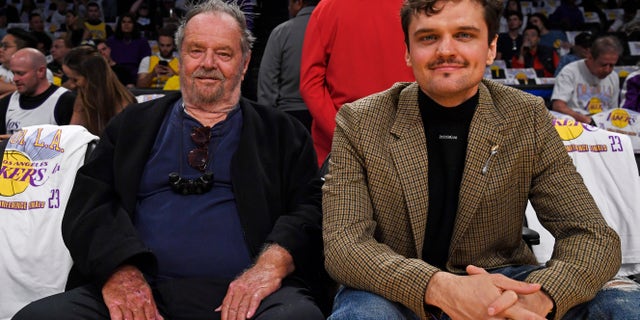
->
[5, 87, 69, 134]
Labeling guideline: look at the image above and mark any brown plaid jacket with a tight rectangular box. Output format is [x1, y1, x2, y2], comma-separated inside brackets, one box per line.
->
[322, 80, 621, 319]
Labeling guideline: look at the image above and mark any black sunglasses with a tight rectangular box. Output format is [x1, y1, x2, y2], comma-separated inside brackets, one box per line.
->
[187, 126, 211, 172]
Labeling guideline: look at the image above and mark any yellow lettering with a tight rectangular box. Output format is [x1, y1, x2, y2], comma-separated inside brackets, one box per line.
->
[48, 129, 63, 152]
[33, 128, 45, 147]
[8, 129, 26, 145]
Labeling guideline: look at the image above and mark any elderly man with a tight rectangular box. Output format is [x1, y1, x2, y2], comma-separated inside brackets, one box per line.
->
[551, 35, 623, 124]
[13, 1, 326, 320]
[323, 0, 639, 319]
[0, 48, 74, 138]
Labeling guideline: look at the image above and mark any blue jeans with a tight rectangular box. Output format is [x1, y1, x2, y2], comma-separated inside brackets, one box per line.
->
[328, 265, 640, 320]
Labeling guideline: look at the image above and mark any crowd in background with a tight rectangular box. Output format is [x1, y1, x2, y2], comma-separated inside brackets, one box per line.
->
[0, 0, 639, 136]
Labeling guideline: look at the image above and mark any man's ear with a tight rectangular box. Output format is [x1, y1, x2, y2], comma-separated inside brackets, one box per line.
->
[405, 48, 411, 67]
[486, 34, 498, 65]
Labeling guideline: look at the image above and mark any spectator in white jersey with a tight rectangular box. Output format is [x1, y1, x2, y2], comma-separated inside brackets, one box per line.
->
[0, 48, 75, 139]
[0, 28, 56, 98]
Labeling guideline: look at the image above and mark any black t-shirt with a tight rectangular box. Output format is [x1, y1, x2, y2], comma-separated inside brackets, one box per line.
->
[0, 85, 76, 134]
[419, 89, 478, 269]
[497, 32, 523, 68]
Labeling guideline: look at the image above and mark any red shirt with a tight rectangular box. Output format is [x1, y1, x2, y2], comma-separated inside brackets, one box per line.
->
[300, 0, 415, 164]
[511, 47, 559, 77]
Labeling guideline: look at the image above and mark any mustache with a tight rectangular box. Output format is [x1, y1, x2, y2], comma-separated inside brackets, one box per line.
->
[192, 69, 225, 80]
[428, 57, 469, 69]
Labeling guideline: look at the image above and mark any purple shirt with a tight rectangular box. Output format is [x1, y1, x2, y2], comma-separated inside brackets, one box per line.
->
[106, 36, 151, 83]
[622, 73, 640, 112]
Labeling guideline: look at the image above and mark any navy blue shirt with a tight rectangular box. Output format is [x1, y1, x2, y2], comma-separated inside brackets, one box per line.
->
[135, 99, 252, 280]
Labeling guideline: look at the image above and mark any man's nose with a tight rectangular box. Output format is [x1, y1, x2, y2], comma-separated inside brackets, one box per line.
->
[201, 49, 218, 69]
[436, 36, 454, 56]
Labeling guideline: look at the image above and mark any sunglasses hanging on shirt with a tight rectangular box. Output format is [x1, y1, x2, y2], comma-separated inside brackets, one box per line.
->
[168, 125, 214, 195]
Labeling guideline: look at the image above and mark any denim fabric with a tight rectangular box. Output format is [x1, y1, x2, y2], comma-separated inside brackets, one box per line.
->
[562, 276, 640, 320]
[328, 265, 640, 320]
[328, 286, 420, 320]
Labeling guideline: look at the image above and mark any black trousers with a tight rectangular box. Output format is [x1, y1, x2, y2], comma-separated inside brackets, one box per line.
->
[13, 278, 325, 320]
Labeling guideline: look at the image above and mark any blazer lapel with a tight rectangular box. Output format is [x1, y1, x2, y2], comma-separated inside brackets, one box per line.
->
[389, 83, 430, 257]
[449, 82, 508, 250]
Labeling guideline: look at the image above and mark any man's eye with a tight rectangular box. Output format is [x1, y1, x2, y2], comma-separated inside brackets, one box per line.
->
[420, 35, 437, 41]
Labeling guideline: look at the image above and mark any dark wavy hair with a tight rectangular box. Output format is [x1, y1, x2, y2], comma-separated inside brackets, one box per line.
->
[114, 12, 142, 40]
[401, 0, 503, 48]
[63, 46, 135, 135]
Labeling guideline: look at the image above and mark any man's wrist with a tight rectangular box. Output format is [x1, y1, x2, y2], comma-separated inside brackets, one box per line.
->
[424, 271, 454, 307]
[254, 244, 295, 279]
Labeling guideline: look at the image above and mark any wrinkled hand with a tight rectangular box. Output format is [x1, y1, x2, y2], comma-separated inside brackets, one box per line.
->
[467, 265, 552, 319]
[102, 265, 163, 320]
[216, 245, 294, 320]
[425, 265, 544, 320]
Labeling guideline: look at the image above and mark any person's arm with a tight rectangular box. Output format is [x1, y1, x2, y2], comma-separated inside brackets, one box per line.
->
[511, 42, 530, 68]
[136, 57, 154, 88]
[299, 5, 341, 147]
[129, 0, 145, 14]
[523, 100, 621, 318]
[552, 99, 591, 123]
[0, 81, 16, 97]
[216, 245, 294, 320]
[102, 265, 163, 320]
[54, 91, 76, 125]
[425, 266, 550, 319]
[256, 26, 283, 108]
[323, 100, 440, 317]
[219, 107, 322, 320]
[68, 97, 87, 127]
[551, 67, 592, 123]
[611, 74, 620, 109]
[62, 106, 157, 282]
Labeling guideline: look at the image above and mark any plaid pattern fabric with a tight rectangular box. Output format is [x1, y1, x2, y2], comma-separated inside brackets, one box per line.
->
[323, 80, 621, 319]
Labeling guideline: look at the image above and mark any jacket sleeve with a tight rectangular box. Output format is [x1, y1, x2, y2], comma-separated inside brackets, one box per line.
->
[62, 112, 156, 285]
[263, 116, 323, 275]
[524, 102, 621, 319]
[323, 103, 437, 318]
[256, 25, 283, 108]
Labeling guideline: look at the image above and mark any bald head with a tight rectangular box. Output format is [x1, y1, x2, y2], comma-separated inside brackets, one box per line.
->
[10, 48, 47, 69]
[10, 48, 50, 97]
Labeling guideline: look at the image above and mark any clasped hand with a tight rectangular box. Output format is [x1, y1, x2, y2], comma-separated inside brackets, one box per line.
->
[426, 265, 554, 320]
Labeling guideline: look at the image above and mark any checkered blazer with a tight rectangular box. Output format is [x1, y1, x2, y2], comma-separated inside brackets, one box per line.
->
[322, 80, 621, 319]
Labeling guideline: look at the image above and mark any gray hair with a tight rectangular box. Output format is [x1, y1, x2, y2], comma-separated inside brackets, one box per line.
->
[175, 0, 255, 58]
[590, 35, 623, 60]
